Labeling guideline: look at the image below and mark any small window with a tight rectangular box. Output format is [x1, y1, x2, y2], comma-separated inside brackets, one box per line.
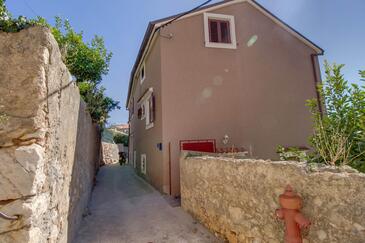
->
[146, 94, 155, 129]
[137, 88, 155, 129]
[138, 104, 146, 120]
[209, 19, 231, 44]
[141, 154, 147, 174]
[140, 64, 146, 84]
[204, 13, 237, 49]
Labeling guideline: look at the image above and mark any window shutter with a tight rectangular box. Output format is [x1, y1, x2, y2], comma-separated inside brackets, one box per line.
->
[150, 94, 156, 123]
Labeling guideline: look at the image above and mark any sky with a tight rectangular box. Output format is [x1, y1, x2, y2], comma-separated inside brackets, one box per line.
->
[7, 0, 365, 125]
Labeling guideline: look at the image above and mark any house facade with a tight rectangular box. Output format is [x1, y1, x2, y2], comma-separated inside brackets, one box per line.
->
[127, 0, 323, 196]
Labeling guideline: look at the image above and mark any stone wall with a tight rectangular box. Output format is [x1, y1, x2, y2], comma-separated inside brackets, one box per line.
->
[180, 153, 365, 243]
[117, 143, 128, 154]
[0, 27, 101, 242]
[101, 142, 119, 165]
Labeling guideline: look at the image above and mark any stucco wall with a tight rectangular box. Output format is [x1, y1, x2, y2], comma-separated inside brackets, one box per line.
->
[160, 0, 321, 196]
[0, 27, 101, 243]
[129, 37, 164, 192]
[180, 153, 365, 243]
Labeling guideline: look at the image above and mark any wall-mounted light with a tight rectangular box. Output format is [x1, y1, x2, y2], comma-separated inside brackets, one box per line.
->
[223, 134, 229, 145]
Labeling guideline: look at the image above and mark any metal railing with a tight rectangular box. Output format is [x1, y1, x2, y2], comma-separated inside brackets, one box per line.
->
[0, 211, 19, 220]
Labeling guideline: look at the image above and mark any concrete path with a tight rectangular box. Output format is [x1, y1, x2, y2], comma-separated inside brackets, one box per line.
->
[74, 164, 221, 243]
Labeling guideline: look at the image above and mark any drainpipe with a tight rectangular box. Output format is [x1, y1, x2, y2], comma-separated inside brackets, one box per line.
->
[168, 142, 172, 196]
[311, 53, 324, 116]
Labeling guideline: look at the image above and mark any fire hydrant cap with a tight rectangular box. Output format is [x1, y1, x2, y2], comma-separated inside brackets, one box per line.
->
[279, 185, 302, 210]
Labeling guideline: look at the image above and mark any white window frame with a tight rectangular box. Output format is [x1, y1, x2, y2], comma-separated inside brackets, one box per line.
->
[140, 63, 146, 84]
[204, 12, 237, 49]
[141, 154, 147, 175]
[145, 94, 154, 130]
[138, 88, 154, 130]
[140, 103, 146, 120]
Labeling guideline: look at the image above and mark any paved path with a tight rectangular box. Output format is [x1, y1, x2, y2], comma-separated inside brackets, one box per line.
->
[74, 164, 221, 243]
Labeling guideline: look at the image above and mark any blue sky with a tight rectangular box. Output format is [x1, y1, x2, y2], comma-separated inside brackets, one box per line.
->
[7, 0, 365, 125]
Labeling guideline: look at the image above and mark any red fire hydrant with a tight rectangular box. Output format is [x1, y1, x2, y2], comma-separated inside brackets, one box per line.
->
[275, 185, 311, 243]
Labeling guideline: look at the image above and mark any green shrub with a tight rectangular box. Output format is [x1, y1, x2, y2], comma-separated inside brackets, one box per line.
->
[307, 61, 365, 171]
[0, 0, 48, 32]
[113, 133, 129, 147]
[1, 1, 119, 127]
[277, 62, 364, 172]
[51, 17, 119, 127]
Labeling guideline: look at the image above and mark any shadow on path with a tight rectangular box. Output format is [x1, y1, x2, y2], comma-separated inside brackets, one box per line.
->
[73, 164, 221, 243]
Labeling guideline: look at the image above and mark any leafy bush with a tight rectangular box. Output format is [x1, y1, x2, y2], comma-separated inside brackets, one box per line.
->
[113, 133, 129, 147]
[52, 18, 119, 126]
[1, 1, 119, 127]
[307, 61, 365, 171]
[52, 17, 112, 84]
[0, 0, 47, 32]
[78, 82, 119, 126]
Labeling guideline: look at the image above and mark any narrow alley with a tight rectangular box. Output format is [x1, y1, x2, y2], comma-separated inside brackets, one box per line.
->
[74, 164, 221, 243]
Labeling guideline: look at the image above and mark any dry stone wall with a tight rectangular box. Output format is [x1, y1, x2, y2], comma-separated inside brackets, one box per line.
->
[0, 27, 101, 243]
[101, 142, 119, 165]
[180, 153, 365, 243]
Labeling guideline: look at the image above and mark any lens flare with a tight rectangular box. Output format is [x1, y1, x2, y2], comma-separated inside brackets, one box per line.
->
[247, 35, 258, 47]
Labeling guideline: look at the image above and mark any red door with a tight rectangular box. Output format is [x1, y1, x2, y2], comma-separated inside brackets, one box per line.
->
[180, 139, 216, 153]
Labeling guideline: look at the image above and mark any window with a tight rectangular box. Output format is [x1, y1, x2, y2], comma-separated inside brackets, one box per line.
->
[133, 151, 136, 168]
[140, 64, 146, 84]
[209, 19, 231, 43]
[145, 93, 155, 129]
[138, 104, 146, 120]
[146, 94, 155, 127]
[141, 154, 147, 174]
[204, 13, 237, 49]
[137, 88, 155, 130]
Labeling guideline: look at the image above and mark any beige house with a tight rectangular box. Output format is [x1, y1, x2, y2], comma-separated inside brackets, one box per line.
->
[109, 123, 129, 135]
[126, 0, 323, 196]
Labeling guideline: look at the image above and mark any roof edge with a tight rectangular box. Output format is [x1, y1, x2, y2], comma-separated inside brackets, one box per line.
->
[126, 0, 324, 107]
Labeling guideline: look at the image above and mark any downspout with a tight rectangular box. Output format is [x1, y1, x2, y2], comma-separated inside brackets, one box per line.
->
[311, 53, 324, 116]
[168, 142, 172, 196]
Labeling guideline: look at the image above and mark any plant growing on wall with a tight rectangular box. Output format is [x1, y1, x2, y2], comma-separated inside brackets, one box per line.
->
[0, 1, 119, 127]
[276, 146, 308, 162]
[307, 61, 365, 171]
[0, 0, 47, 32]
[52, 18, 119, 126]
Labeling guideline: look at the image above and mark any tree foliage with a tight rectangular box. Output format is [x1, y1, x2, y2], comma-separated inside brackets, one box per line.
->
[307, 61, 365, 172]
[113, 133, 129, 146]
[52, 18, 119, 126]
[0, 0, 47, 32]
[0, 1, 119, 127]
[78, 82, 119, 126]
[52, 17, 112, 84]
